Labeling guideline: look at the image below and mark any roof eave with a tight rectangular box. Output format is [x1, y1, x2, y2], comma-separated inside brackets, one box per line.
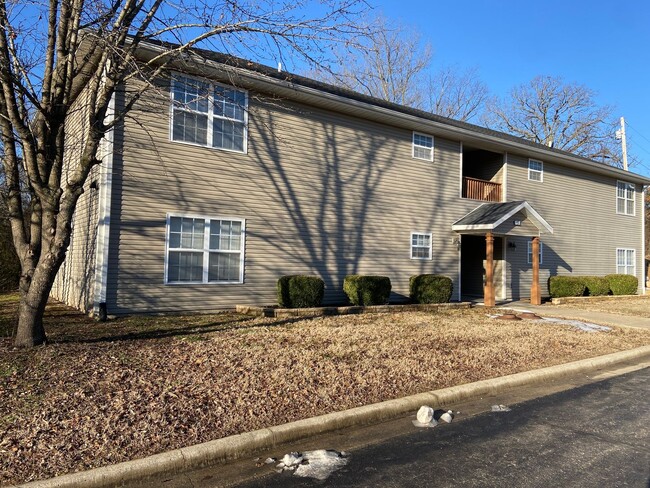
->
[134, 41, 650, 187]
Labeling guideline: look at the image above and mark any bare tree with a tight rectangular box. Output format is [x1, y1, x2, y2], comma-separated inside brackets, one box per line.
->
[484, 75, 622, 165]
[0, 0, 368, 347]
[425, 66, 488, 121]
[315, 16, 488, 122]
[319, 16, 431, 108]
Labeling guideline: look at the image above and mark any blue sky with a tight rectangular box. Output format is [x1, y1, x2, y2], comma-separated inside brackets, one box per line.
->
[356, 0, 650, 175]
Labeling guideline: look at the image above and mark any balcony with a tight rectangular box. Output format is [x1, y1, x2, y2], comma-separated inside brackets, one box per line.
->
[463, 176, 502, 202]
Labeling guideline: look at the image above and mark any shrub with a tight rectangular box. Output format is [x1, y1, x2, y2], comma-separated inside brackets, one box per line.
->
[343, 275, 391, 306]
[277, 275, 325, 308]
[548, 276, 586, 298]
[409, 274, 453, 304]
[606, 274, 638, 296]
[581, 276, 610, 296]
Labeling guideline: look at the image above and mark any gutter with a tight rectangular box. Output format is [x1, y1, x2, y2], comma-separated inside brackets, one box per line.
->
[134, 42, 650, 186]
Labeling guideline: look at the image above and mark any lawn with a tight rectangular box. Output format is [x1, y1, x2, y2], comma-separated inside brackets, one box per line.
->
[1, 293, 649, 485]
[555, 296, 650, 319]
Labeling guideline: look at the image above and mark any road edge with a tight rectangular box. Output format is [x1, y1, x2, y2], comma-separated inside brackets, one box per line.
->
[18, 345, 650, 488]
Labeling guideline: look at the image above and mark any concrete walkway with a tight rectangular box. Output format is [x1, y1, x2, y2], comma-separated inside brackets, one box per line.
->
[504, 301, 650, 330]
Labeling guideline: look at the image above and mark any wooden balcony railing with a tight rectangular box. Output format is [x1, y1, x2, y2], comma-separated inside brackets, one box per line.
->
[463, 176, 502, 202]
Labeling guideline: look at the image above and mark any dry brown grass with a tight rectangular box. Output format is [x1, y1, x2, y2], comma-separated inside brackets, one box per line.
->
[556, 297, 650, 318]
[1, 294, 648, 485]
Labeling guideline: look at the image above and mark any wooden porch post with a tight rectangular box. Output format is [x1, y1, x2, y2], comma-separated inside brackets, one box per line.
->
[484, 232, 495, 307]
[531, 236, 541, 305]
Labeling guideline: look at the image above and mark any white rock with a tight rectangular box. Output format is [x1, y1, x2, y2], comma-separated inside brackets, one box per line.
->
[416, 406, 434, 424]
[440, 410, 454, 423]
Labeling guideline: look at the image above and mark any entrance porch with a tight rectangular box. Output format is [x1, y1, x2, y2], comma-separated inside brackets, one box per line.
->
[452, 201, 553, 306]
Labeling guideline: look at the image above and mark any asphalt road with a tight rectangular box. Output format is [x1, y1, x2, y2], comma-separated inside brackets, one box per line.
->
[236, 367, 650, 488]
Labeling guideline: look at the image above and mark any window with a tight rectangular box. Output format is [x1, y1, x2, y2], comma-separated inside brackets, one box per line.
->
[171, 75, 247, 153]
[616, 248, 635, 275]
[411, 233, 432, 259]
[527, 240, 543, 265]
[528, 159, 543, 182]
[166, 214, 245, 284]
[616, 181, 635, 215]
[413, 133, 433, 161]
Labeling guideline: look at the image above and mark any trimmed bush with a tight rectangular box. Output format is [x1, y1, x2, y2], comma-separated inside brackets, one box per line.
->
[606, 274, 638, 296]
[548, 276, 586, 298]
[277, 275, 325, 308]
[409, 274, 453, 304]
[581, 276, 611, 296]
[343, 275, 391, 306]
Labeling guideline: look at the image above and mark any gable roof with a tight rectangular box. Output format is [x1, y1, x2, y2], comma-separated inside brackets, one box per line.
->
[452, 201, 554, 234]
[133, 38, 650, 186]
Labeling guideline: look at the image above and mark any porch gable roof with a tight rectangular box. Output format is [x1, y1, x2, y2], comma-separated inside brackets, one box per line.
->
[452, 201, 554, 235]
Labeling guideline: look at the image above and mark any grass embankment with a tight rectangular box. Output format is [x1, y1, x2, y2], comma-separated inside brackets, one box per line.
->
[1, 293, 648, 484]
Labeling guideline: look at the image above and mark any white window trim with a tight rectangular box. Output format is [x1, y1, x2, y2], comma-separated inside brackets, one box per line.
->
[412, 132, 434, 161]
[616, 180, 636, 216]
[169, 72, 249, 154]
[615, 248, 636, 276]
[164, 213, 246, 285]
[410, 232, 433, 260]
[528, 159, 543, 182]
[527, 240, 543, 265]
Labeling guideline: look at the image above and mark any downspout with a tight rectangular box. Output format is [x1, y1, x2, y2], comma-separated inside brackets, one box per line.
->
[92, 92, 115, 319]
[643, 186, 647, 295]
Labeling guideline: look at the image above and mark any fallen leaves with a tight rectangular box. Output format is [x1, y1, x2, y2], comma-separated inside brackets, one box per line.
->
[0, 303, 648, 485]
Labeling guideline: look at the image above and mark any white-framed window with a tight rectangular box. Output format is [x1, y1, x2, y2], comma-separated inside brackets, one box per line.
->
[616, 180, 635, 216]
[171, 74, 248, 153]
[411, 232, 432, 259]
[528, 159, 543, 182]
[165, 214, 245, 284]
[413, 132, 434, 161]
[527, 240, 543, 265]
[616, 248, 635, 275]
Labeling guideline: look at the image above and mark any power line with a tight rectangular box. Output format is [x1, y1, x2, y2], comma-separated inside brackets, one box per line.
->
[626, 121, 650, 147]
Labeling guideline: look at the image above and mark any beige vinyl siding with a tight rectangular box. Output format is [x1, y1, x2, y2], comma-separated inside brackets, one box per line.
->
[51, 91, 100, 311]
[504, 154, 644, 298]
[105, 78, 485, 313]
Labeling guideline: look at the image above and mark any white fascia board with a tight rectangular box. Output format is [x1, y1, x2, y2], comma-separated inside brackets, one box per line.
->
[92, 93, 115, 314]
[488, 202, 553, 234]
[452, 223, 495, 231]
[134, 41, 650, 186]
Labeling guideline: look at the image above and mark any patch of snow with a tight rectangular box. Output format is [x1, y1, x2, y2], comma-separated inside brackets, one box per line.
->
[495, 308, 611, 333]
[491, 404, 511, 412]
[275, 450, 348, 481]
[412, 419, 438, 428]
[540, 317, 611, 333]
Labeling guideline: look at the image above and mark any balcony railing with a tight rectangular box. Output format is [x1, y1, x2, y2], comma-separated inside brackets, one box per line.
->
[463, 176, 502, 202]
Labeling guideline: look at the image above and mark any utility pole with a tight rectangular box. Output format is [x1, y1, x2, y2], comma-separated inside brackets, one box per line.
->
[616, 117, 629, 171]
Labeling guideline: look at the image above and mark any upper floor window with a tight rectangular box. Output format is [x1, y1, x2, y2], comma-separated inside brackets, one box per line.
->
[616, 248, 635, 275]
[411, 232, 432, 259]
[528, 159, 543, 182]
[413, 133, 433, 161]
[166, 214, 245, 284]
[527, 240, 543, 265]
[171, 75, 248, 153]
[616, 180, 635, 216]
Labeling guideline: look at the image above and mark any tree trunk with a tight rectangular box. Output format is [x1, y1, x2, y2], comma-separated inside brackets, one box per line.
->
[13, 267, 56, 347]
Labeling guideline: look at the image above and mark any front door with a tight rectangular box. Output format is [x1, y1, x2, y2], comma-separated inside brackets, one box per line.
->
[460, 235, 503, 299]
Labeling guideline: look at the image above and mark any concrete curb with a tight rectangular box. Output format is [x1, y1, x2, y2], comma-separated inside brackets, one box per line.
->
[19, 345, 650, 488]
